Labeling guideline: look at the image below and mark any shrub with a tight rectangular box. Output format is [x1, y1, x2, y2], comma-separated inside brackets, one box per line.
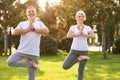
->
[57, 38, 72, 52]
[40, 35, 57, 55]
[112, 37, 120, 54]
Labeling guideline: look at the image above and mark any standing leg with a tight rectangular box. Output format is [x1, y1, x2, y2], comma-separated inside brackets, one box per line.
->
[78, 60, 87, 80]
[78, 51, 88, 80]
[62, 50, 78, 70]
[27, 55, 39, 80]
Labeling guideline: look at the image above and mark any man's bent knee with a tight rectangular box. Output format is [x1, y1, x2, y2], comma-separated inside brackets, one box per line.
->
[7, 59, 14, 66]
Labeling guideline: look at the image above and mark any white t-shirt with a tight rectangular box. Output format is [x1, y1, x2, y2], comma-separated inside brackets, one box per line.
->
[70, 25, 92, 51]
[15, 20, 47, 56]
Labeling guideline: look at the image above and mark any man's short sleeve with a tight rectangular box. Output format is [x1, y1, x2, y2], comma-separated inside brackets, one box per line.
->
[39, 21, 47, 29]
[16, 22, 22, 29]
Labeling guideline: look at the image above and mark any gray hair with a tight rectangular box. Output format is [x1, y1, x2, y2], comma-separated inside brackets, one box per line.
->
[26, 6, 37, 14]
[75, 10, 86, 20]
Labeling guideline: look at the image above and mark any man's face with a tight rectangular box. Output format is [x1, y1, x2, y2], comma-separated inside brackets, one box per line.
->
[26, 8, 36, 19]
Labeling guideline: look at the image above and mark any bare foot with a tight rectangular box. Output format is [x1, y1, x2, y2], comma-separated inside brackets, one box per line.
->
[77, 55, 90, 61]
[32, 60, 40, 71]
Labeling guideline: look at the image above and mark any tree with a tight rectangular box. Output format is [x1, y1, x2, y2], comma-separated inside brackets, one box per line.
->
[92, 0, 117, 58]
[0, 0, 16, 56]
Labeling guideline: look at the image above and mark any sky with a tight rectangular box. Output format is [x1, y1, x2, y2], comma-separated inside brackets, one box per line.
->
[20, 0, 61, 10]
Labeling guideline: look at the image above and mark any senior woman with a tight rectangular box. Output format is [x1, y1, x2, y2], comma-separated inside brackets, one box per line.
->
[62, 10, 95, 80]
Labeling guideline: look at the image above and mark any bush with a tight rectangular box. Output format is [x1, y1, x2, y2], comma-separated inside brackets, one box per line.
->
[57, 38, 72, 52]
[40, 35, 57, 55]
[112, 37, 120, 54]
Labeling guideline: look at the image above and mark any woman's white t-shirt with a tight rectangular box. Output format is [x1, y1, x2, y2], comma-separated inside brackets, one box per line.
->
[15, 20, 47, 56]
[70, 25, 92, 51]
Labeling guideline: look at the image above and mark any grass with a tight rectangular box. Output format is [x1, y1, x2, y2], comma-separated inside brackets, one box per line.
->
[0, 51, 120, 80]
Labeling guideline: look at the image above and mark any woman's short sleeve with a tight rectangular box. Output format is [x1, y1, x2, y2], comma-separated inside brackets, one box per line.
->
[87, 26, 92, 32]
[69, 25, 75, 31]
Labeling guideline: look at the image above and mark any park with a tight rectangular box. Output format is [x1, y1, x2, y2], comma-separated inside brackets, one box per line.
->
[0, 0, 120, 80]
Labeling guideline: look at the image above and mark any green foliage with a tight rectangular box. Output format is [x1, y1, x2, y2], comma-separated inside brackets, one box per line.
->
[57, 38, 72, 52]
[10, 35, 20, 49]
[112, 37, 120, 54]
[40, 35, 57, 55]
[39, 3, 57, 38]
[0, 0, 17, 27]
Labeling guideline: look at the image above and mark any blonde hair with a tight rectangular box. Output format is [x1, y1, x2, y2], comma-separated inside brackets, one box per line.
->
[75, 10, 86, 20]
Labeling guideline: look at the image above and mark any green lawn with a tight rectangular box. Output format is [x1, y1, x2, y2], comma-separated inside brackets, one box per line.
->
[0, 51, 120, 80]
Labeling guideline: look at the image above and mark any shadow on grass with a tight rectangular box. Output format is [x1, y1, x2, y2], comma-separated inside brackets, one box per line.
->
[40, 55, 65, 62]
[85, 51, 120, 80]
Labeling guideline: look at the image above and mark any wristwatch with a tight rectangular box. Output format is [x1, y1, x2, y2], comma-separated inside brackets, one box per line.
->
[32, 28, 35, 31]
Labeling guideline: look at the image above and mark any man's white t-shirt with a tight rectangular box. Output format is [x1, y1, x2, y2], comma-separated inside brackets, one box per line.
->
[15, 20, 47, 56]
[70, 25, 92, 51]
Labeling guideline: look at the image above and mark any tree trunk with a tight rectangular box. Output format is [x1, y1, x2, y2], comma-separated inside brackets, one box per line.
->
[101, 22, 107, 59]
[116, 24, 120, 37]
[9, 27, 12, 55]
[4, 28, 8, 56]
[107, 36, 111, 53]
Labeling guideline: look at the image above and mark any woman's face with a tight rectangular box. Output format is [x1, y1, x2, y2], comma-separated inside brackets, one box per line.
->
[26, 8, 36, 20]
[76, 15, 85, 23]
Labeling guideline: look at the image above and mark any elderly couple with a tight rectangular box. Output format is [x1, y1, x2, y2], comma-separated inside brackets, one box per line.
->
[7, 6, 95, 80]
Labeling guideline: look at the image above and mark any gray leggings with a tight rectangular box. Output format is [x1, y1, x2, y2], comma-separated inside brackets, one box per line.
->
[62, 50, 88, 80]
[7, 52, 39, 80]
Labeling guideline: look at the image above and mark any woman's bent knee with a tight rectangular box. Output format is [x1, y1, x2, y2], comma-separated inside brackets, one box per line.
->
[62, 64, 70, 70]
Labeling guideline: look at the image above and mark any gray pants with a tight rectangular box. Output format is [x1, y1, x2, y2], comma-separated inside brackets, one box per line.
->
[62, 50, 88, 80]
[7, 52, 39, 80]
